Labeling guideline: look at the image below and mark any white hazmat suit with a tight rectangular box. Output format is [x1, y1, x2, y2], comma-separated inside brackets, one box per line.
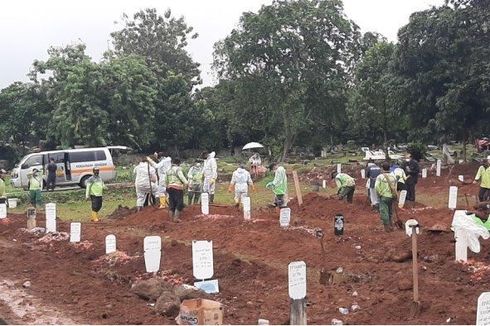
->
[203, 152, 218, 203]
[133, 162, 157, 208]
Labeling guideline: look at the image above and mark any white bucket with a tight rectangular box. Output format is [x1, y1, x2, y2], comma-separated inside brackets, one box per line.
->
[8, 198, 18, 208]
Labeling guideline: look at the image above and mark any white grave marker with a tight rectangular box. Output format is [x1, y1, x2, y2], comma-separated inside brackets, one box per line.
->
[337, 164, 342, 174]
[405, 219, 420, 237]
[448, 186, 458, 209]
[477, 292, 490, 325]
[288, 261, 307, 300]
[422, 168, 427, 178]
[144, 236, 162, 273]
[436, 159, 442, 177]
[458, 175, 464, 182]
[280, 208, 291, 228]
[398, 190, 407, 208]
[0, 204, 6, 219]
[360, 169, 366, 179]
[201, 193, 209, 215]
[454, 227, 468, 262]
[242, 196, 251, 220]
[192, 240, 214, 280]
[105, 234, 117, 254]
[45, 203, 57, 233]
[69, 222, 81, 243]
[322, 180, 327, 189]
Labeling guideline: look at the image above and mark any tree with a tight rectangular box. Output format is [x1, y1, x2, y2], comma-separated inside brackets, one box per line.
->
[0, 82, 50, 151]
[347, 42, 407, 146]
[394, 0, 490, 159]
[214, 0, 361, 160]
[100, 55, 158, 149]
[110, 8, 200, 87]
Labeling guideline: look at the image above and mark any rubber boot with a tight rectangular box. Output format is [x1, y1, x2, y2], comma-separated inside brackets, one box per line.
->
[383, 224, 392, 233]
[159, 196, 167, 209]
[210, 194, 215, 204]
[169, 210, 174, 219]
[173, 210, 181, 222]
[91, 211, 100, 222]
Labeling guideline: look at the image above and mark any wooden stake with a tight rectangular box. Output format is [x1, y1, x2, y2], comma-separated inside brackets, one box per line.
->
[290, 298, 307, 325]
[292, 171, 303, 206]
[411, 227, 419, 303]
[410, 225, 421, 318]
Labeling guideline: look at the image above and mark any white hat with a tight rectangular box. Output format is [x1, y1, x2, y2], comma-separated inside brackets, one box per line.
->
[487, 155, 490, 160]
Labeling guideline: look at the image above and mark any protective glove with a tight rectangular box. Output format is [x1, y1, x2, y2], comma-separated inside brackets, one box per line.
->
[252, 185, 256, 192]
[228, 185, 233, 193]
[266, 182, 274, 189]
[210, 178, 216, 185]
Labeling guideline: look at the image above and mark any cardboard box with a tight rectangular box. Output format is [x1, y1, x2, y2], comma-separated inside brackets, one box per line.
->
[176, 299, 223, 325]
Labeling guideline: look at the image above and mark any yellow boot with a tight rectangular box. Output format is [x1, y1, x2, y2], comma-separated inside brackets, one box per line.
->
[91, 211, 100, 222]
[159, 196, 168, 209]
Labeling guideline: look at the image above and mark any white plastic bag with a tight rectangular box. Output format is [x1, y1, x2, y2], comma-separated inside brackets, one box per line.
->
[452, 210, 490, 253]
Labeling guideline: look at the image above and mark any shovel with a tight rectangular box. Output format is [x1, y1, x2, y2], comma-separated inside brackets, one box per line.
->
[316, 229, 330, 285]
[392, 203, 404, 230]
[409, 223, 421, 318]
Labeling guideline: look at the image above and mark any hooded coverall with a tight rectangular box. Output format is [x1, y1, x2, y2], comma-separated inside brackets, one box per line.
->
[203, 152, 218, 203]
[187, 164, 204, 205]
[148, 156, 172, 208]
[133, 162, 157, 208]
[266, 166, 288, 208]
[230, 167, 254, 205]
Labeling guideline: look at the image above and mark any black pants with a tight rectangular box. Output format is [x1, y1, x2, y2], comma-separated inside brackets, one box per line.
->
[168, 188, 184, 212]
[397, 182, 407, 192]
[479, 187, 490, 202]
[91, 195, 103, 212]
[339, 186, 355, 203]
[406, 182, 416, 202]
[47, 175, 56, 191]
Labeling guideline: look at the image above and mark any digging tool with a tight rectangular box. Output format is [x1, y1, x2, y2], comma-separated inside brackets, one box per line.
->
[147, 162, 156, 207]
[315, 229, 330, 285]
[464, 193, 471, 210]
[405, 219, 421, 318]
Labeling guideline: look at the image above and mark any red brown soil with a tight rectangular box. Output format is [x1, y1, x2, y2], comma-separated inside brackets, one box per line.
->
[0, 164, 488, 324]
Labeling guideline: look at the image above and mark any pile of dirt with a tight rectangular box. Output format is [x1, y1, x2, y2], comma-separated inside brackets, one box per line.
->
[107, 205, 137, 219]
[0, 165, 489, 324]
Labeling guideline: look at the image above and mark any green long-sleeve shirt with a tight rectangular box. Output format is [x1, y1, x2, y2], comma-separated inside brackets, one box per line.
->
[86, 176, 105, 198]
[375, 173, 397, 198]
[335, 173, 355, 189]
[475, 166, 490, 189]
[0, 178, 6, 198]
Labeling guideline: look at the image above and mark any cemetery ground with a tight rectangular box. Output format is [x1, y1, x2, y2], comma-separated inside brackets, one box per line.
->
[1, 162, 489, 324]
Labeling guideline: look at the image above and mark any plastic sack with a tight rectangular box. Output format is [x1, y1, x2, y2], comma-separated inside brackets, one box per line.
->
[452, 210, 490, 253]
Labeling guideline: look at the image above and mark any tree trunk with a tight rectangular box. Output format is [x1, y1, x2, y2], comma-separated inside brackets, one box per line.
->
[463, 134, 468, 163]
[282, 136, 293, 163]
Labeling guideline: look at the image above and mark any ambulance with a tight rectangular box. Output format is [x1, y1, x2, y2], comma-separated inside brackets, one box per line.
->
[10, 146, 129, 189]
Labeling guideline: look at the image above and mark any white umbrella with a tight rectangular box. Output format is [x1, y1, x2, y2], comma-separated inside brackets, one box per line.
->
[242, 142, 264, 150]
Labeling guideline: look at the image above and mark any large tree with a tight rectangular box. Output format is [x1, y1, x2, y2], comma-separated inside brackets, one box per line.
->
[347, 42, 407, 146]
[214, 0, 361, 160]
[395, 0, 489, 157]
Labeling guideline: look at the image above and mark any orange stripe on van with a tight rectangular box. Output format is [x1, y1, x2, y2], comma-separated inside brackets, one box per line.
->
[71, 166, 114, 174]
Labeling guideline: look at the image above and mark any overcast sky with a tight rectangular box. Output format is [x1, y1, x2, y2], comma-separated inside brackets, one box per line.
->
[0, 0, 444, 90]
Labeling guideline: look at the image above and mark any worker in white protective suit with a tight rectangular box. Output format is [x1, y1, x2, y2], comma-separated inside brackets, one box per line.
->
[228, 163, 255, 207]
[133, 157, 158, 211]
[147, 153, 172, 209]
[203, 151, 218, 204]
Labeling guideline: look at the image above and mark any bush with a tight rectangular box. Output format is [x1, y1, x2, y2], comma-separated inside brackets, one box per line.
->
[407, 143, 427, 161]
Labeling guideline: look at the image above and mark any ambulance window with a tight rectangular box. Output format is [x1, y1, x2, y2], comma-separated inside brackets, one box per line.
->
[48, 153, 64, 163]
[24, 155, 42, 168]
[95, 151, 106, 161]
[70, 151, 96, 163]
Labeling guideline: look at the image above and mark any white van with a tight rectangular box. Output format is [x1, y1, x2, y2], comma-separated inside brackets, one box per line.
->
[10, 146, 129, 189]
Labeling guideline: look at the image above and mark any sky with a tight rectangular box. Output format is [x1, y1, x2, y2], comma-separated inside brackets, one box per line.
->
[0, 0, 444, 90]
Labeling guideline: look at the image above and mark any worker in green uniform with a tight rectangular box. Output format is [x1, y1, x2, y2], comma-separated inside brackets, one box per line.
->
[27, 168, 42, 207]
[375, 162, 398, 232]
[474, 155, 490, 202]
[331, 171, 356, 203]
[85, 167, 106, 222]
[0, 169, 7, 204]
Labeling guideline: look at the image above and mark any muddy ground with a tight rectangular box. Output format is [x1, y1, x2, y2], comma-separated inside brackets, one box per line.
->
[0, 163, 489, 325]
